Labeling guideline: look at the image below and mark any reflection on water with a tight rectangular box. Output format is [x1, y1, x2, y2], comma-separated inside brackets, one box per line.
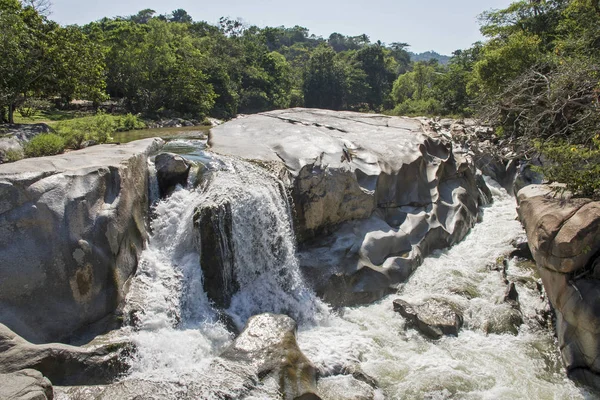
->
[111, 125, 210, 143]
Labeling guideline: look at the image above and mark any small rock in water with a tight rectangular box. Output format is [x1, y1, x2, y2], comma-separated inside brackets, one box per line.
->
[393, 298, 464, 340]
[155, 152, 191, 197]
[504, 282, 520, 306]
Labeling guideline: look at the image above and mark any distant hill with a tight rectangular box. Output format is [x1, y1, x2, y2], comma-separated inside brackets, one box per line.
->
[409, 51, 451, 65]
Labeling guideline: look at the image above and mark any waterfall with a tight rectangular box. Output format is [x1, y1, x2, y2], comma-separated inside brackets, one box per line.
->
[124, 154, 324, 381]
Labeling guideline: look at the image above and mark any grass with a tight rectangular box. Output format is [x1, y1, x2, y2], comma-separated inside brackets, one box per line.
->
[13, 109, 95, 125]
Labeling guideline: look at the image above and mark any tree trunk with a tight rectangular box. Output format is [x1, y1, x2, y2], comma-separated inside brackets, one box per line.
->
[8, 103, 15, 124]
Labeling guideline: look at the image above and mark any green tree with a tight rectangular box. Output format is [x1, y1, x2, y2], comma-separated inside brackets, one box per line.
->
[303, 45, 346, 110]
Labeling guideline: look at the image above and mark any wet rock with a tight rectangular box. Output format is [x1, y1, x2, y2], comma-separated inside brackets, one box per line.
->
[509, 239, 533, 260]
[504, 282, 520, 311]
[155, 152, 191, 196]
[317, 375, 377, 400]
[0, 138, 163, 343]
[220, 313, 320, 400]
[319, 267, 393, 308]
[393, 298, 464, 339]
[482, 304, 524, 335]
[0, 369, 53, 400]
[0, 323, 132, 386]
[193, 199, 237, 308]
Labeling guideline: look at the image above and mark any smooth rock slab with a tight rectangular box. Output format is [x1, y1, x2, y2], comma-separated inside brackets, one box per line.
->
[0, 138, 163, 343]
[0, 369, 53, 400]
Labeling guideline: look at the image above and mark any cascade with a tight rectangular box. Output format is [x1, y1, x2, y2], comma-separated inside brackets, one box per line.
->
[121, 147, 589, 398]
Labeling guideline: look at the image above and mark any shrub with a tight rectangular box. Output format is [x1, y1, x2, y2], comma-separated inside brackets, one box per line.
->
[536, 138, 600, 199]
[24, 134, 65, 157]
[54, 112, 116, 149]
[2, 148, 24, 163]
[116, 113, 146, 131]
[17, 98, 54, 118]
[392, 98, 442, 116]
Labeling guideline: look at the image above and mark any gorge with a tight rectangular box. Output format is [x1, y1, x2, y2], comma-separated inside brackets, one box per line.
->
[0, 109, 598, 399]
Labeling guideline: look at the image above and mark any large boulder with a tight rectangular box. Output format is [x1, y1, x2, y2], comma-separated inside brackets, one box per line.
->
[0, 369, 53, 400]
[220, 313, 320, 400]
[209, 109, 488, 307]
[0, 323, 132, 386]
[517, 184, 600, 388]
[154, 152, 191, 197]
[0, 138, 163, 343]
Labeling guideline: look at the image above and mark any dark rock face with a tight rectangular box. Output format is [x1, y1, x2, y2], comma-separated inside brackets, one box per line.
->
[517, 184, 600, 388]
[193, 200, 237, 308]
[393, 298, 464, 339]
[0, 369, 54, 400]
[0, 323, 131, 386]
[0, 138, 163, 343]
[210, 109, 489, 307]
[154, 152, 191, 197]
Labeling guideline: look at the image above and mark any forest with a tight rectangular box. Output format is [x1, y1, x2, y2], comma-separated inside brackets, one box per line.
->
[1, 0, 599, 196]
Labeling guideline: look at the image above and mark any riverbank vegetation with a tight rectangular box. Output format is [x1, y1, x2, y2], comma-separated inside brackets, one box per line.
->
[1, 0, 598, 196]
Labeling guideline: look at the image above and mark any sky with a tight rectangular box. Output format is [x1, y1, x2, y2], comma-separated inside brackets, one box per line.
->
[48, 0, 514, 55]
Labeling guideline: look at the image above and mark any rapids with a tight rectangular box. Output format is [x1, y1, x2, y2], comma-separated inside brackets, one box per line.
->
[119, 144, 594, 399]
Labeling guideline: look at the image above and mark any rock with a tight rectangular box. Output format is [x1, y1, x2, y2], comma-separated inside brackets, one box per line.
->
[192, 199, 237, 308]
[210, 109, 488, 307]
[509, 238, 533, 260]
[504, 282, 520, 306]
[0, 138, 163, 343]
[0, 123, 51, 164]
[0, 369, 53, 400]
[517, 184, 600, 274]
[317, 375, 377, 400]
[220, 313, 319, 400]
[0, 323, 132, 386]
[512, 159, 544, 195]
[518, 185, 600, 382]
[393, 298, 463, 339]
[154, 152, 191, 196]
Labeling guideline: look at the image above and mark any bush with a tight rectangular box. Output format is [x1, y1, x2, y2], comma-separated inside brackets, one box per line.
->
[2, 148, 24, 163]
[392, 98, 442, 116]
[536, 138, 600, 199]
[24, 134, 65, 157]
[53, 112, 117, 149]
[115, 113, 146, 131]
[17, 98, 54, 118]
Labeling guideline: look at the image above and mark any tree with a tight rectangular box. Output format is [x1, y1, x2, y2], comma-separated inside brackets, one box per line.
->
[170, 9, 192, 23]
[0, 0, 105, 122]
[303, 45, 345, 110]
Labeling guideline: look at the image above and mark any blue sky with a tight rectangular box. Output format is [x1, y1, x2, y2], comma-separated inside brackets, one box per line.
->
[49, 0, 514, 55]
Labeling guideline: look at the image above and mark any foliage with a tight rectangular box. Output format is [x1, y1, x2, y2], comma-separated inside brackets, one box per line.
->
[17, 97, 53, 117]
[52, 112, 144, 149]
[536, 138, 600, 198]
[3, 148, 24, 162]
[0, 0, 106, 123]
[24, 133, 65, 157]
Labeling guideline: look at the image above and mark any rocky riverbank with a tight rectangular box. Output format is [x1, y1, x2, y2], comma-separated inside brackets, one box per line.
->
[0, 108, 596, 398]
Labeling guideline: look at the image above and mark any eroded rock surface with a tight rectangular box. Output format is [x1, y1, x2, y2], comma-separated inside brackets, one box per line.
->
[209, 109, 488, 307]
[0, 138, 163, 343]
[517, 184, 600, 388]
[0, 323, 132, 386]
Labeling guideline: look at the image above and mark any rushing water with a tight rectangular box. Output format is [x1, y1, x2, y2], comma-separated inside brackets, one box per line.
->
[120, 142, 593, 399]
